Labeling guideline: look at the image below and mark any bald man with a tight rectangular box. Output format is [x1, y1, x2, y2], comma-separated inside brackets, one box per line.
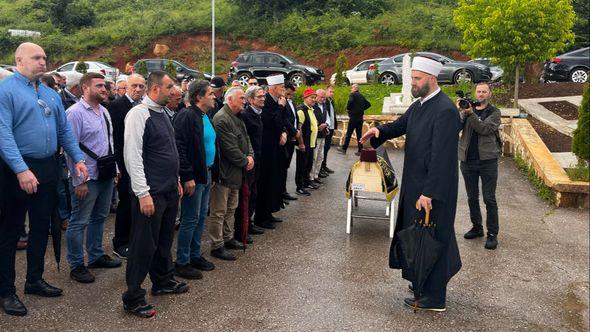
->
[0, 42, 88, 316]
[108, 73, 146, 258]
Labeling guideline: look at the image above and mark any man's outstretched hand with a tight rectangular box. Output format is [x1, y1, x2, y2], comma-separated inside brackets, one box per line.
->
[359, 127, 380, 145]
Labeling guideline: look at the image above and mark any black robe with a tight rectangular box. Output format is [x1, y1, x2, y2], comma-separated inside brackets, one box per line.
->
[256, 94, 285, 218]
[370, 91, 462, 292]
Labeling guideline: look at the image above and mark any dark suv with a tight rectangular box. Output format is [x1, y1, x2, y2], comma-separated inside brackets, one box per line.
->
[133, 59, 210, 82]
[228, 51, 324, 87]
[542, 47, 589, 83]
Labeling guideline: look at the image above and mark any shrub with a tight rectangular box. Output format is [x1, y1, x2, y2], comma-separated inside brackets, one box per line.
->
[334, 53, 348, 86]
[75, 60, 88, 73]
[572, 83, 589, 163]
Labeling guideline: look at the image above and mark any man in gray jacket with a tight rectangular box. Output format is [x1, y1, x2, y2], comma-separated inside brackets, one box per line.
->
[208, 87, 254, 261]
[457, 82, 501, 250]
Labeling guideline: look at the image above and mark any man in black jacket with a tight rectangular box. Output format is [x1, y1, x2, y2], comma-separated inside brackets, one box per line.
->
[280, 82, 299, 202]
[457, 82, 501, 250]
[60, 72, 82, 110]
[339, 84, 371, 156]
[322, 85, 337, 174]
[107, 73, 146, 259]
[173, 80, 218, 279]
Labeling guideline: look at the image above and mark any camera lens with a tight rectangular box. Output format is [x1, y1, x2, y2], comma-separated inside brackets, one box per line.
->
[458, 99, 470, 109]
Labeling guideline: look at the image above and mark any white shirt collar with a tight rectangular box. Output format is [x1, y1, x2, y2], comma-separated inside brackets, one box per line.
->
[142, 96, 165, 112]
[420, 87, 441, 105]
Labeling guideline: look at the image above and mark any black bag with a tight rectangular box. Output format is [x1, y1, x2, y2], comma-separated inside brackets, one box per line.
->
[79, 113, 117, 181]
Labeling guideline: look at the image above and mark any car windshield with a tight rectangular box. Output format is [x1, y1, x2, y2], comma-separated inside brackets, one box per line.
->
[279, 55, 296, 64]
[95, 62, 112, 69]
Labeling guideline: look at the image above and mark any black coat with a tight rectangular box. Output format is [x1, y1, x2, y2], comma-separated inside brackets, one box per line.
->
[240, 105, 263, 163]
[326, 98, 338, 130]
[257, 94, 286, 214]
[107, 95, 134, 174]
[283, 100, 298, 139]
[174, 105, 211, 185]
[346, 91, 371, 120]
[370, 91, 462, 290]
[60, 88, 78, 110]
[314, 103, 328, 138]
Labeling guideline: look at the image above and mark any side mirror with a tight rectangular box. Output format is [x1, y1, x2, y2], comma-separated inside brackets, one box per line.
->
[176, 66, 183, 72]
[279, 61, 286, 67]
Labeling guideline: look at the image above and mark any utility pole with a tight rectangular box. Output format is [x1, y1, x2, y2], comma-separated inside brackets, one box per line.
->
[211, 0, 215, 76]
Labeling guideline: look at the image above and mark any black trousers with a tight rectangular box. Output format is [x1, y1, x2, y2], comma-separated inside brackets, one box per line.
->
[235, 164, 259, 240]
[322, 130, 334, 168]
[295, 147, 314, 189]
[122, 190, 178, 307]
[460, 159, 499, 235]
[342, 118, 363, 152]
[0, 157, 58, 297]
[113, 172, 132, 250]
[280, 141, 296, 194]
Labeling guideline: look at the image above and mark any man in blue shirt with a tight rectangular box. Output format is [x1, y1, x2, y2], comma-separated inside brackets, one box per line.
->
[0, 42, 88, 317]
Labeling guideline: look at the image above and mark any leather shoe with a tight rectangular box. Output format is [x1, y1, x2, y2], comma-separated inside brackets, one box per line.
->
[403, 297, 446, 312]
[1, 294, 27, 316]
[249, 224, 265, 235]
[190, 256, 215, 271]
[70, 265, 95, 283]
[256, 221, 276, 229]
[88, 255, 122, 269]
[485, 234, 498, 250]
[323, 166, 335, 174]
[318, 171, 328, 178]
[174, 263, 203, 280]
[464, 227, 484, 239]
[296, 188, 311, 196]
[224, 239, 245, 250]
[313, 178, 323, 184]
[211, 247, 237, 261]
[282, 192, 298, 201]
[24, 279, 63, 297]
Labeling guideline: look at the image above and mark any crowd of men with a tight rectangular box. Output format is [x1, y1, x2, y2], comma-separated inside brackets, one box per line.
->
[0, 42, 339, 318]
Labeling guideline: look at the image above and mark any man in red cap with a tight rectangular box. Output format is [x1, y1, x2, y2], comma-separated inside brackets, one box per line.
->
[294, 88, 319, 196]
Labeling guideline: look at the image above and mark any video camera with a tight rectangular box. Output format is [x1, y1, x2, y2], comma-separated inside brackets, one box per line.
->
[455, 90, 481, 110]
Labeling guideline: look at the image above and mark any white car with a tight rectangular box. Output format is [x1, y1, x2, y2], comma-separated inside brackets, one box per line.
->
[49, 61, 120, 83]
[330, 58, 387, 85]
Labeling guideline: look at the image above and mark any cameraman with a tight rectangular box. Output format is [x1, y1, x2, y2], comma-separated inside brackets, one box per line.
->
[457, 82, 501, 250]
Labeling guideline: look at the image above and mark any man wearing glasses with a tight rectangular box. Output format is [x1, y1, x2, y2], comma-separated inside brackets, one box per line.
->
[0, 42, 88, 317]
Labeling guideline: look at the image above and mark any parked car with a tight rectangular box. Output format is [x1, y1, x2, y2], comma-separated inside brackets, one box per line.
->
[49, 61, 120, 82]
[541, 47, 589, 83]
[372, 52, 493, 85]
[133, 59, 210, 82]
[329, 58, 387, 85]
[228, 51, 324, 87]
[469, 58, 504, 82]
[0, 64, 16, 72]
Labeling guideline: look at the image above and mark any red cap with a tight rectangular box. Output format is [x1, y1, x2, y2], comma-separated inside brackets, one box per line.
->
[303, 88, 316, 99]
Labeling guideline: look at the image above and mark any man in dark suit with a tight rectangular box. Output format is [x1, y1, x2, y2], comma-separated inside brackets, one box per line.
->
[59, 72, 82, 110]
[322, 85, 337, 174]
[338, 84, 371, 156]
[280, 82, 298, 202]
[107, 73, 146, 259]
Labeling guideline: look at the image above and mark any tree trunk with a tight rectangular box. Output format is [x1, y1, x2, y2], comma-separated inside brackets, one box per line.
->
[513, 65, 520, 108]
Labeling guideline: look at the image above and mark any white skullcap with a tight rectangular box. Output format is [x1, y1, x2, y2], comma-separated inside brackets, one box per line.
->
[266, 74, 284, 86]
[411, 56, 443, 77]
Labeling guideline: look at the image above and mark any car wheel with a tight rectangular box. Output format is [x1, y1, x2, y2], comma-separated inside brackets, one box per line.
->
[237, 72, 252, 86]
[569, 68, 588, 83]
[379, 72, 397, 86]
[454, 70, 473, 83]
[289, 73, 305, 87]
[344, 78, 351, 86]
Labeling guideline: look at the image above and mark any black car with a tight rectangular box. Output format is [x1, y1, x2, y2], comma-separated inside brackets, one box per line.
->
[133, 59, 210, 82]
[542, 47, 589, 83]
[372, 52, 492, 85]
[228, 51, 324, 87]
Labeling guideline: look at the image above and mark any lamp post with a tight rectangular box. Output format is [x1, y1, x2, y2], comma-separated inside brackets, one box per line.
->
[211, 0, 215, 76]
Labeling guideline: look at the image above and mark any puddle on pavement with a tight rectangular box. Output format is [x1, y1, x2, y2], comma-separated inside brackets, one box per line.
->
[561, 281, 589, 332]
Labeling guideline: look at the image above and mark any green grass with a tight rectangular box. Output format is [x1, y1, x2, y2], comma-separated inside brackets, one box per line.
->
[565, 164, 590, 182]
[514, 152, 556, 205]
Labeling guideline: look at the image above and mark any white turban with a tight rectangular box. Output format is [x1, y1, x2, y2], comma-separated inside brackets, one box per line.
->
[266, 74, 284, 86]
[411, 56, 443, 77]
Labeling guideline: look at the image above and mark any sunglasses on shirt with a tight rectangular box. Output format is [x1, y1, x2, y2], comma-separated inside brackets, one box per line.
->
[37, 99, 52, 117]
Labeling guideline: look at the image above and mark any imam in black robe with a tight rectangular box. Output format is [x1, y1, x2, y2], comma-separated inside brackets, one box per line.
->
[370, 90, 462, 302]
[255, 93, 285, 222]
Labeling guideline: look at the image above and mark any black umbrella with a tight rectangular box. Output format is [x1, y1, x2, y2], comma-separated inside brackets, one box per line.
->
[49, 208, 62, 272]
[396, 205, 442, 311]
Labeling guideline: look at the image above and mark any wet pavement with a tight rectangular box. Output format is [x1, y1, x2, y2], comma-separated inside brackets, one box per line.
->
[1, 149, 588, 331]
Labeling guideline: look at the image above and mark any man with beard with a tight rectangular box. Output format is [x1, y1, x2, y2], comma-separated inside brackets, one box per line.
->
[65, 73, 121, 284]
[0, 42, 88, 316]
[254, 74, 288, 229]
[108, 73, 146, 259]
[122, 71, 187, 318]
[360, 56, 461, 312]
[234, 85, 267, 243]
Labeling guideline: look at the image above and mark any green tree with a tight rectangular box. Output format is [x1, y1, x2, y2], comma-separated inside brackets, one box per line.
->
[572, 83, 589, 163]
[454, 0, 575, 107]
[31, 0, 95, 32]
[75, 60, 88, 73]
[334, 52, 349, 86]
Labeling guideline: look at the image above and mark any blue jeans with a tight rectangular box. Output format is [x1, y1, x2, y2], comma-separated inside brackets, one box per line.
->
[176, 171, 211, 265]
[66, 179, 114, 270]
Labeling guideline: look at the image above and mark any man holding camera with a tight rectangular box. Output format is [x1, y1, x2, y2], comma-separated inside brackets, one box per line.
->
[457, 82, 501, 250]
